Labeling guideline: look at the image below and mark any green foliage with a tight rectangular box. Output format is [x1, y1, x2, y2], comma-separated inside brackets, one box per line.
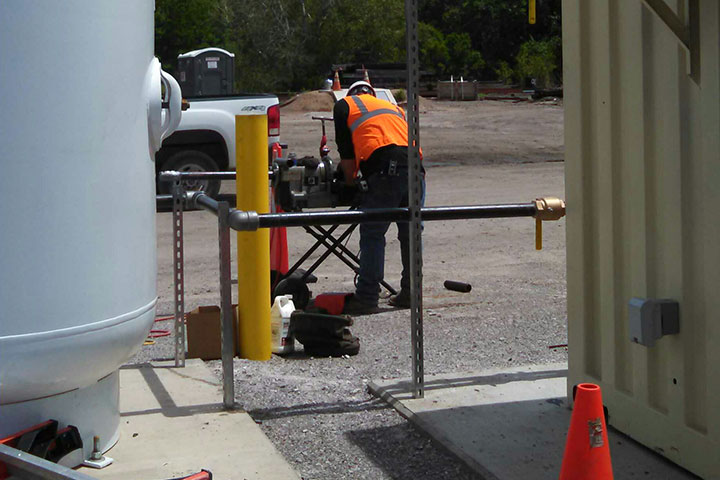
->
[418, 23, 484, 78]
[392, 89, 407, 102]
[155, 0, 228, 73]
[494, 60, 515, 85]
[515, 37, 560, 88]
[155, 0, 406, 91]
[419, 0, 562, 80]
[445, 32, 484, 78]
[154, 0, 562, 91]
[418, 23, 449, 76]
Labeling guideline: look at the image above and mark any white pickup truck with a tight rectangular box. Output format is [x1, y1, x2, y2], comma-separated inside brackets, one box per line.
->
[156, 93, 281, 196]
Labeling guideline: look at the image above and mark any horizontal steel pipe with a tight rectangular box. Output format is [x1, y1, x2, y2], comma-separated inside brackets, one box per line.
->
[179, 195, 539, 231]
[421, 204, 536, 221]
[259, 208, 408, 228]
[255, 203, 536, 229]
[158, 170, 274, 183]
[156, 193, 237, 211]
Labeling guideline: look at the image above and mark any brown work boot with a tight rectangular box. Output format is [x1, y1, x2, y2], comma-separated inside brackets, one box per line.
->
[342, 295, 380, 315]
[388, 289, 411, 309]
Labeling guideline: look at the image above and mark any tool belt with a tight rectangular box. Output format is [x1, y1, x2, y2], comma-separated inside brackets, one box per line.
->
[360, 145, 408, 178]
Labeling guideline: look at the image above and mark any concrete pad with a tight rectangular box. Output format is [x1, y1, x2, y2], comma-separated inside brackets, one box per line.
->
[369, 364, 697, 480]
[79, 360, 300, 480]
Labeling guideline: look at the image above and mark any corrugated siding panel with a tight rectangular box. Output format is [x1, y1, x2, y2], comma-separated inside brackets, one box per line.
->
[563, 0, 720, 477]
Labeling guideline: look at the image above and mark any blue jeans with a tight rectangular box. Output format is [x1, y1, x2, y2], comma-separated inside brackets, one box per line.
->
[355, 166, 426, 305]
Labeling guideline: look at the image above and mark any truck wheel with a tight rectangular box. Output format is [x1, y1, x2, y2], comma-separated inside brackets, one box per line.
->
[159, 150, 221, 197]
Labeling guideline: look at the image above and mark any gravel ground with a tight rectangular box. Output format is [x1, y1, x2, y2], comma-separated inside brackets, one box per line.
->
[132, 100, 567, 479]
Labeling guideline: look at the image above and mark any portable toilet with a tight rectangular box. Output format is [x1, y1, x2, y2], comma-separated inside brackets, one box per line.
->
[177, 47, 235, 97]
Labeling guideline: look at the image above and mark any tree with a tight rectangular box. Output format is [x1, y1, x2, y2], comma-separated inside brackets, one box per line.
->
[515, 37, 560, 87]
[419, 23, 449, 76]
[419, 0, 562, 79]
[445, 32, 484, 78]
[222, 0, 406, 91]
[155, 0, 228, 73]
[153, 0, 562, 91]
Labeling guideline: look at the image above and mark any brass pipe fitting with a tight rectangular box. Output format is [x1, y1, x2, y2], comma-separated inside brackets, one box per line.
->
[533, 197, 566, 221]
[533, 197, 566, 250]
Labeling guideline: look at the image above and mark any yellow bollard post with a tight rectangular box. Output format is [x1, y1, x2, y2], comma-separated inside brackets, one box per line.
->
[235, 115, 271, 360]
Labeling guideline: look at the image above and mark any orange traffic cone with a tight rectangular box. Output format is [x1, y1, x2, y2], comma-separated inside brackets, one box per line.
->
[269, 187, 289, 276]
[332, 70, 341, 91]
[362, 65, 371, 84]
[559, 383, 614, 479]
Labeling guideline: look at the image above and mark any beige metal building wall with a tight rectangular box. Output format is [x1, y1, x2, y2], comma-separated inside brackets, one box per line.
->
[563, 0, 720, 477]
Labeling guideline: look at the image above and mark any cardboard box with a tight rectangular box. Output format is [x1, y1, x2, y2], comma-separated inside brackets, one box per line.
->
[186, 305, 237, 360]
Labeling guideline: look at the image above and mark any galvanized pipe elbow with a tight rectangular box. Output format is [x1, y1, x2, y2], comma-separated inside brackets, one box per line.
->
[186, 191, 217, 212]
[229, 210, 260, 231]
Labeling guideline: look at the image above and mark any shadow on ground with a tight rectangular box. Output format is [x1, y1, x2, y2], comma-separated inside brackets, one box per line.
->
[346, 422, 483, 480]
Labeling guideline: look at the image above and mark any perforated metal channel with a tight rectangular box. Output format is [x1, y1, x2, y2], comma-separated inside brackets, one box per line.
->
[172, 181, 186, 367]
[406, 0, 424, 399]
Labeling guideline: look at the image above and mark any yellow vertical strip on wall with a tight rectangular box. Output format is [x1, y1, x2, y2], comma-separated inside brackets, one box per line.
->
[235, 114, 271, 361]
[611, 0, 640, 396]
[561, 0, 587, 401]
[589, 0, 615, 389]
[677, 9, 707, 433]
[623, 0, 651, 408]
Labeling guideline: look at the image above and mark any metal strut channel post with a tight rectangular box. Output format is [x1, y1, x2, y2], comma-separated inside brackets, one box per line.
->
[172, 180, 186, 368]
[217, 201, 236, 409]
[406, 0, 424, 399]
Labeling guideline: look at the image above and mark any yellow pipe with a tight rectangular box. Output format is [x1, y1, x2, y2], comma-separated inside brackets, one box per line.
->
[535, 218, 542, 250]
[529, 0, 536, 24]
[235, 115, 271, 360]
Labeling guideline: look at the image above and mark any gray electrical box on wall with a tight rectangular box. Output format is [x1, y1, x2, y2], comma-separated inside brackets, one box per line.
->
[628, 298, 680, 347]
[176, 47, 235, 97]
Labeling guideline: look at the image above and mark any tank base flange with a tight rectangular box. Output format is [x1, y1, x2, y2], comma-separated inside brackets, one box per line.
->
[0, 370, 120, 460]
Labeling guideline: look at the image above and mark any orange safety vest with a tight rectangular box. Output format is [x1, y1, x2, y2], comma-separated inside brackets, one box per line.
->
[346, 94, 412, 172]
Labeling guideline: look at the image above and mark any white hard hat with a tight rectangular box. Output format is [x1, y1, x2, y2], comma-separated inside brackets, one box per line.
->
[347, 81, 375, 97]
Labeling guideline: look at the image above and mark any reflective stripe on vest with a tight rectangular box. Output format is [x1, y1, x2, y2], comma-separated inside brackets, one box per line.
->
[346, 95, 410, 165]
[349, 96, 405, 133]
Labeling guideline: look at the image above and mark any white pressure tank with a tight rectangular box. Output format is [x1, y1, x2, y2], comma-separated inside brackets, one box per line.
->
[0, 0, 181, 457]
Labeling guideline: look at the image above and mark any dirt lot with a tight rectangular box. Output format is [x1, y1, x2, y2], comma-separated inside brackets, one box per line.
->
[146, 98, 566, 479]
[280, 95, 563, 166]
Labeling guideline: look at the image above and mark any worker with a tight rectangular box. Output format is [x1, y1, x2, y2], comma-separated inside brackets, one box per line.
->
[333, 80, 425, 315]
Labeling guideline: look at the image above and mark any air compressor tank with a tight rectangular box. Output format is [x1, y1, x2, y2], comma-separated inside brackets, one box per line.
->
[0, 0, 181, 458]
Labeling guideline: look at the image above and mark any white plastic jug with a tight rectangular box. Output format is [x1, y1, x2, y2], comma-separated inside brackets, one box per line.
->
[271, 295, 296, 354]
